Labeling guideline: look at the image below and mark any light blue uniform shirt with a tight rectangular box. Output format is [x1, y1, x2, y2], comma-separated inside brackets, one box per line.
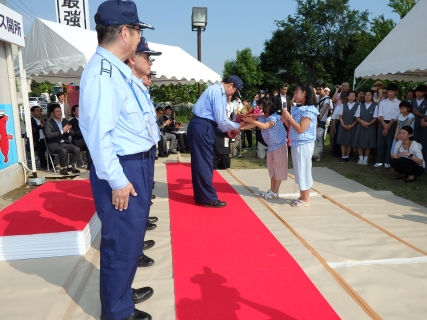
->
[130, 74, 161, 144]
[79, 46, 155, 190]
[192, 82, 240, 132]
[289, 105, 319, 146]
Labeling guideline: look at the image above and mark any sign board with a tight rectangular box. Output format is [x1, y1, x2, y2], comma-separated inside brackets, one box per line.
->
[55, 0, 90, 30]
[0, 3, 24, 47]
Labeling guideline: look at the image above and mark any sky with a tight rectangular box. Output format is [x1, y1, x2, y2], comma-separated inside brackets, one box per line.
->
[6, 0, 401, 76]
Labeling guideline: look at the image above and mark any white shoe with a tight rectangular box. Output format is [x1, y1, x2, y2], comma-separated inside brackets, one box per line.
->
[373, 163, 383, 167]
[384, 163, 391, 168]
[260, 190, 272, 197]
[357, 159, 363, 165]
[362, 158, 368, 165]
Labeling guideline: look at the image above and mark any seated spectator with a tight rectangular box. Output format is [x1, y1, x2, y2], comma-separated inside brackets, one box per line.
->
[43, 104, 80, 175]
[163, 105, 189, 153]
[213, 128, 231, 169]
[69, 105, 92, 170]
[28, 106, 48, 169]
[390, 126, 425, 182]
[155, 106, 177, 157]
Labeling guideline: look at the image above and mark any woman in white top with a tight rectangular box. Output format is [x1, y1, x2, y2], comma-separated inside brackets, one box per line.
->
[390, 126, 425, 182]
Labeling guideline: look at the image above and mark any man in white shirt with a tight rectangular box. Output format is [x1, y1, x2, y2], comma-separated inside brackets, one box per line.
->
[374, 83, 401, 168]
[57, 92, 71, 119]
[316, 83, 332, 130]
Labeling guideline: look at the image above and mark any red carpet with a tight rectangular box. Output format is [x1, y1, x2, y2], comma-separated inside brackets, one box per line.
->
[0, 180, 95, 236]
[167, 163, 339, 320]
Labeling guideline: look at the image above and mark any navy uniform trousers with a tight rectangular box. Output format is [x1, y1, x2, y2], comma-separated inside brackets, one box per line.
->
[187, 116, 218, 203]
[90, 151, 151, 320]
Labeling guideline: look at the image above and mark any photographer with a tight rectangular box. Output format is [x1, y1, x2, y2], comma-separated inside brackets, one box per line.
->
[332, 82, 350, 108]
[163, 105, 189, 153]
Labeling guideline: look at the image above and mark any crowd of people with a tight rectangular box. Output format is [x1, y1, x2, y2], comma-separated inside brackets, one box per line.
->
[28, 92, 90, 175]
[221, 80, 427, 184]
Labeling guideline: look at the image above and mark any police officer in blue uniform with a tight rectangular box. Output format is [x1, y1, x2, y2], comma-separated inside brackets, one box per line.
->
[124, 37, 162, 268]
[188, 76, 245, 208]
[79, 1, 155, 319]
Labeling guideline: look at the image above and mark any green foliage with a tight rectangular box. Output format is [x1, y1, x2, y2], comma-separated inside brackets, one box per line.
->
[223, 48, 265, 99]
[30, 80, 55, 97]
[388, 0, 418, 19]
[149, 82, 206, 107]
[260, 0, 370, 88]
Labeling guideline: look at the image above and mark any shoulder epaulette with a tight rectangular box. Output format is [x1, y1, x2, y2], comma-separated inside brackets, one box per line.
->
[100, 59, 112, 77]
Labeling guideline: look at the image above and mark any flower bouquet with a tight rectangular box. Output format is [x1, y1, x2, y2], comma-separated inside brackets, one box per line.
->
[234, 105, 263, 123]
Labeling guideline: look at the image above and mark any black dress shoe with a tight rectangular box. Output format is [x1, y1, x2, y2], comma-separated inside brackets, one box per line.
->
[142, 240, 155, 250]
[138, 254, 155, 267]
[148, 216, 158, 223]
[146, 223, 157, 230]
[132, 287, 154, 304]
[151, 194, 156, 199]
[168, 150, 178, 154]
[196, 200, 227, 208]
[158, 153, 168, 158]
[123, 309, 152, 320]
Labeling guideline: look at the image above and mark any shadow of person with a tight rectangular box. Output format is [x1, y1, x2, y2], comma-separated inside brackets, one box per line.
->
[389, 214, 427, 224]
[176, 267, 295, 320]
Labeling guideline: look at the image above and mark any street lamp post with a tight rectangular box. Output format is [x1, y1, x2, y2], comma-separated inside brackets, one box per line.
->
[191, 7, 207, 97]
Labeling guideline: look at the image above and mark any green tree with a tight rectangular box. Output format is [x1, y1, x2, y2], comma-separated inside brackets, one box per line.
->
[223, 48, 264, 99]
[149, 83, 205, 106]
[30, 80, 54, 97]
[260, 0, 369, 88]
[388, 0, 418, 19]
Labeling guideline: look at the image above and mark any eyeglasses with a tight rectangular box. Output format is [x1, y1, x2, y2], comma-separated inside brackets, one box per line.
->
[135, 52, 154, 62]
[124, 25, 143, 37]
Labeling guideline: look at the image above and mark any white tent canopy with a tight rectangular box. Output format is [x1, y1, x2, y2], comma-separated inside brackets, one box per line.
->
[23, 18, 221, 85]
[354, 0, 427, 82]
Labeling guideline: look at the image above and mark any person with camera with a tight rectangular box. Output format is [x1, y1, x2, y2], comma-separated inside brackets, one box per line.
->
[332, 82, 350, 108]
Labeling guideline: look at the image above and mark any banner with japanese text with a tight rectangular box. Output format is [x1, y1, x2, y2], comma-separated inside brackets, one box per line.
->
[55, 0, 90, 30]
[0, 3, 24, 47]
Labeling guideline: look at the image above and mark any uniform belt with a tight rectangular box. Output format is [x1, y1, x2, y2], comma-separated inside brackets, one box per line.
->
[117, 150, 150, 160]
[193, 115, 218, 127]
[384, 120, 391, 123]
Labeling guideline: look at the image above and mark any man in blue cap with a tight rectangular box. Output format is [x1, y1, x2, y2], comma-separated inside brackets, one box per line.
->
[124, 37, 162, 268]
[79, 1, 155, 319]
[187, 75, 246, 208]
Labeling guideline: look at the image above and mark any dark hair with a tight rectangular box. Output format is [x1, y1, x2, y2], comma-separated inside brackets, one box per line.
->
[30, 106, 41, 113]
[407, 90, 415, 96]
[356, 90, 365, 95]
[400, 125, 414, 140]
[348, 91, 357, 96]
[256, 98, 277, 115]
[399, 100, 412, 112]
[155, 106, 164, 112]
[50, 94, 57, 102]
[222, 76, 233, 84]
[96, 24, 125, 45]
[71, 105, 79, 114]
[49, 103, 61, 115]
[164, 105, 172, 111]
[293, 82, 316, 106]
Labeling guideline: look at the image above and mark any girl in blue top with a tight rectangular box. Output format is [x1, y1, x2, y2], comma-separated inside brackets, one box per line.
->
[281, 83, 319, 207]
[243, 98, 288, 200]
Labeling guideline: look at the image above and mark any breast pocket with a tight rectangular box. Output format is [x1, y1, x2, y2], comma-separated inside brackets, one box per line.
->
[125, 101, 146, 134]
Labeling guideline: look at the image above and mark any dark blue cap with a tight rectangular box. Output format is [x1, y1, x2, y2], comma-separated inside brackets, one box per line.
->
[258, 89, 265, 95]
[136, 37, 162, 55]
[95, 0, 154, 30]
[230, 75, 244, 90]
